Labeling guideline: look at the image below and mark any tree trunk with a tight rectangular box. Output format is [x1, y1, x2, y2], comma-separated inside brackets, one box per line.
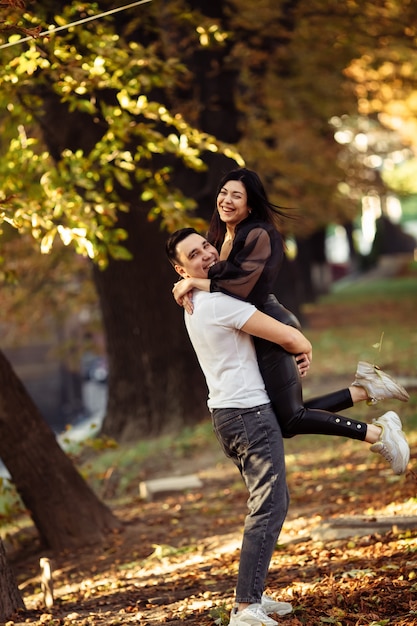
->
[273, 253, 305, 326]
[95, 205, 209, 442]
[92, 0, 243, 441]
[0, 350, 121, 551]
[0, 538, 25, 621]
[295, 230, 329, 304]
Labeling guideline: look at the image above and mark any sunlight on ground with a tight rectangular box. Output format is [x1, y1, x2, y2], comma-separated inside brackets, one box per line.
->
[364, 496, 417, 517]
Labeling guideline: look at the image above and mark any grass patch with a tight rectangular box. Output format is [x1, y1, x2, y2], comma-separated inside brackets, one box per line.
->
[75, 420, 220, 500]
[332, 275, 417, 298]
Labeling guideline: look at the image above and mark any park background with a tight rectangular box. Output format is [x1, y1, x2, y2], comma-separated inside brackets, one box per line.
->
[0, 1, 416, 624]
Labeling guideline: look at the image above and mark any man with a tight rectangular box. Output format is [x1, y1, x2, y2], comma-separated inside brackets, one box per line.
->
[166, 228, 313, 626]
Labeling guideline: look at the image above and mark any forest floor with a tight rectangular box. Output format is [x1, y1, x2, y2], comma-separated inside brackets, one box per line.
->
[7, 414, 417, 626]
[5, 267, 417, 626]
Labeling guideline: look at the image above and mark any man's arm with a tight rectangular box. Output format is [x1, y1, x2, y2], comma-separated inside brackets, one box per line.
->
[242, 310, 312, 360]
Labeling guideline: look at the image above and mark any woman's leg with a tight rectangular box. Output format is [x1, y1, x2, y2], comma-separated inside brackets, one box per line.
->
[305, 389, 353, 413]
[255, 295, 410, 474]
[262, 295, 409, 409]
[258, 295, 361, 434]
[253, 334, 367, 440]
[260, 294, 408, 413]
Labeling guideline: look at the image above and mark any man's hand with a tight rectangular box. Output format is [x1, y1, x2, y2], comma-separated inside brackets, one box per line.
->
[296, 352, 311, 378]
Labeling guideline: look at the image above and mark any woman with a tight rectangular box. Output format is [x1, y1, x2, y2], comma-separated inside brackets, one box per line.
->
[172, 168, 410, 473]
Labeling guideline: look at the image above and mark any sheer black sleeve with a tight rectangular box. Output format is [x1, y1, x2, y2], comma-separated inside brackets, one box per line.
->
[208, 224, 284, 307]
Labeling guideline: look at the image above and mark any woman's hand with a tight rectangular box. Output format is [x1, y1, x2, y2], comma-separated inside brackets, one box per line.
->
[296, 352, 311, 378]
[172, 277, 211, 314]
[172, 278, 194, 314]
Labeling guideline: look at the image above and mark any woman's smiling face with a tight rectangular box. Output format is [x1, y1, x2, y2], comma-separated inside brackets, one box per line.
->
[216, 180, 250, 229]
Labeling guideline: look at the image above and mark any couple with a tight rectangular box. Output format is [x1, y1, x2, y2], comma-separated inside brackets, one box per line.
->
[165, 169, 410, 626]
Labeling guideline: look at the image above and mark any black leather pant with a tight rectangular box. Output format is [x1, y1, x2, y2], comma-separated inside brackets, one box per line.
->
[254, 295, 367, 441]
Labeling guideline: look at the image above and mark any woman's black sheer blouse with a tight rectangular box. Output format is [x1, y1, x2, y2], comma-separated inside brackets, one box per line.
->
[208, 219, 284, 309]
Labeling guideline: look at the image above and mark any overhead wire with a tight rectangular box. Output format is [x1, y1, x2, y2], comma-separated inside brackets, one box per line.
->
[0, 0, 153, 50]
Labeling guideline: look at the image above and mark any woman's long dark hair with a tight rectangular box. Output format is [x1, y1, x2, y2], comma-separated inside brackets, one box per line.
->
[207, 168, 288, 248]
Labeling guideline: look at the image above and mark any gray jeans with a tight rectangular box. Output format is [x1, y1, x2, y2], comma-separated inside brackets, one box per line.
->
[211, 402, 289, 604]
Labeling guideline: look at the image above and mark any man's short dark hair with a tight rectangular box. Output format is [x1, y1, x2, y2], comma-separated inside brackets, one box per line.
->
[165, 228, 199, 266]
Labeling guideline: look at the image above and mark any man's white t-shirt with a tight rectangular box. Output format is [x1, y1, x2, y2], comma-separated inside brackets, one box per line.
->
[184, 290, 269, 410]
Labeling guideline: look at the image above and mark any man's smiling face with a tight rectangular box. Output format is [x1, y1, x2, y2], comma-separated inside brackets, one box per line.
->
[174, 233, 219, 279]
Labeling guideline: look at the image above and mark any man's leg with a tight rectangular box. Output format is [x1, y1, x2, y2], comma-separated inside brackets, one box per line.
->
[212, 403, 289, 604]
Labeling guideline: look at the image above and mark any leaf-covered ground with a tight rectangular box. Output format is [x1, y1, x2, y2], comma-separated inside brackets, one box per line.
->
[6, 273, 417, 626]
[7, 432, 417, 626]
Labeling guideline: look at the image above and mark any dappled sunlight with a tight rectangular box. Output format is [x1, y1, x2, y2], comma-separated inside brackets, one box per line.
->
[14, 425, 417, 624]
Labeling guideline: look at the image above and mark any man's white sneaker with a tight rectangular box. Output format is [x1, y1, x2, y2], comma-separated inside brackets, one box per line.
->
[228, 603, 278, 626]
[352, 361, 409, 405]
[261, 593, 292, 616]
[370, 411, 410, 475]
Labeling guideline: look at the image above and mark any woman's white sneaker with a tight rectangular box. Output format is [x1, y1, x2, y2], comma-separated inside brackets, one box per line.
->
[370, 411, 410, 474]
[352, 361, 409, 405]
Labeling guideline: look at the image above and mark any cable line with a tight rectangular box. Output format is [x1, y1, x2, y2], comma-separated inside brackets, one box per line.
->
[0, 0, 153, 50]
